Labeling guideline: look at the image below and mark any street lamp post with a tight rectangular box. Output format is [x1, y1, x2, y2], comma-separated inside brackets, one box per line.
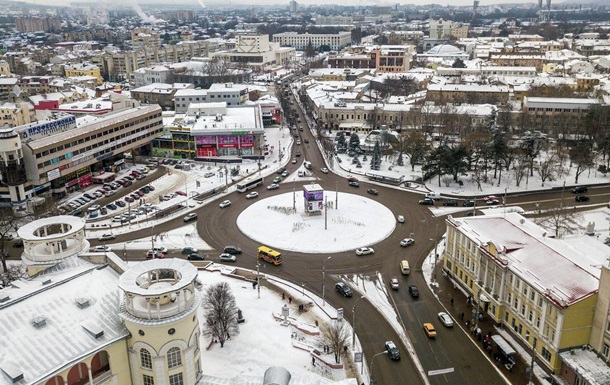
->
[322, 256, 331, 306]
[352, 295, 365, 347]
[256, 263, 261, 299]
[369, 350, 388, 385]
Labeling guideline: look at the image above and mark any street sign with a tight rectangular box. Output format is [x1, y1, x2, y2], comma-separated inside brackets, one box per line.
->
[428, 368, 455, 376]
[354, 352, 362, 363]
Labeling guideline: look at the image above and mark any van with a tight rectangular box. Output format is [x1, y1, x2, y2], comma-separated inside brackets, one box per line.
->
[400, 260, 410, 275]
[426, 192, 441, 200]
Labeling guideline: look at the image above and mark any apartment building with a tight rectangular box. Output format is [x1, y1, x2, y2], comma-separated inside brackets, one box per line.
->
[273, 31, 352, 51]
[442, 213, 602, 375]
[15, 16, 61, 33]
[212, 34, 295, 70]
[173, 82, 249, 113]
[522, 97, 601, 133]
[64, 62, 103, 85]
[426, 84, 510, 105]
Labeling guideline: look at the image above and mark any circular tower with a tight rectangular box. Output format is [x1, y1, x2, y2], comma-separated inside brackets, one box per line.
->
[118, 259, 202, 385]
[0, 128, 27, 211]
[17, 215, 89, 276]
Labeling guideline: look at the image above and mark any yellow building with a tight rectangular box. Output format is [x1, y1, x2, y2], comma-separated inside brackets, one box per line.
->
[0, 216, 202, 385]
[64, 62, 103, 85]
[443, 213, 601, 374]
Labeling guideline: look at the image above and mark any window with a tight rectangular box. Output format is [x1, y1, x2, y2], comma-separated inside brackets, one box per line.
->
[604, 344, 610, 358]
[541, 347, 552, 362]
[140, 348, 152, 369]
[167, 347, 182, 368]
[169, 373, 184, 385]
[143, 375, 154, 385]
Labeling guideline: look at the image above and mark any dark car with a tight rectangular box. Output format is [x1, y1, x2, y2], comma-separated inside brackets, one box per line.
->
[106, 203, 117, 210]
[276, 167, 287, 175]
[408, 285, 420, 298]
[182, 246, 198, 255]
[572, 186, 588, 194]
[443, 199, 458, 206]
[367, 189, 379, 195]
[385, 341, 400, 360]
[463, 200, 475, 207]
[335, 282, 353, 297]
[115, 200, 126, 208]
[224, 246, 242, 255]
[419, 198, 434, 206]
[187, 253, 205, 261]
[100, 207, 107, 215]
[348, 181, 360, 187]
[147, 185, 156, 191]
[575, 195, 590, 202]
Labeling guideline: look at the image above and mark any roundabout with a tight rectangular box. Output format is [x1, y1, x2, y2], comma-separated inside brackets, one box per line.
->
[235, 190, 396, 253]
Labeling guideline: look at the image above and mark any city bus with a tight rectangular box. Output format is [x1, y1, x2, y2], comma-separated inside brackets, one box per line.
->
[236, 176, 263, 192]
[257, 246, 282, 265]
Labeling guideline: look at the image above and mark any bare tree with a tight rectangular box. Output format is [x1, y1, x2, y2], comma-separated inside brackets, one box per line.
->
[535, 206, 583, 238]
[537, 153, 559, 187]
[0, 207, 22, 287]
[569, 141, 595, 184]
[318, 320, 351, 364]
[201, 282, 240, 348]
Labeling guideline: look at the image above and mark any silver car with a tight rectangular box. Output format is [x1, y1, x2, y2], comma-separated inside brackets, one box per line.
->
[219, 253, 236, 262]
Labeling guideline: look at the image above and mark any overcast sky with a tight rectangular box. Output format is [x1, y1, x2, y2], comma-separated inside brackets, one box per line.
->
[21, 0, 540, 9]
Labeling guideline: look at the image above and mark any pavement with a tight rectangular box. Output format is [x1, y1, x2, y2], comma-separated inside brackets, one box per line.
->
[435, 268, 541, 385]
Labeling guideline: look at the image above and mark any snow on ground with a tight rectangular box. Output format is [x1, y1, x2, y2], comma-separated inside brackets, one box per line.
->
[198, 265, 358, 385]
[236, 192, 396, 253]
[105, 223, 210, 252]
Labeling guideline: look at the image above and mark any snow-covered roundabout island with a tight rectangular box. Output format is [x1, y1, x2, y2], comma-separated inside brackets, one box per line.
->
[236, 189, 396, 253]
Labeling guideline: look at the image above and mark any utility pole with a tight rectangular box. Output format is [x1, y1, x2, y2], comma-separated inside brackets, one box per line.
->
[324, 196, 328, 230]
[322, 256, 331, 306]
[256, 263, 261, 299]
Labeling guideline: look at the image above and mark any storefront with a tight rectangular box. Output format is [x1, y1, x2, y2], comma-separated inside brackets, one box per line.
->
[196, 133, 256, 158]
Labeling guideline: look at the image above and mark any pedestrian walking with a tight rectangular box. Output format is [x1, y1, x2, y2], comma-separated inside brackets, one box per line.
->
[312, 357, 315, 366]
[460, 312, 464, 320]
[282, 292, 285, 300]
[450, 297, 454, 307]
[288, 296, 292, 304]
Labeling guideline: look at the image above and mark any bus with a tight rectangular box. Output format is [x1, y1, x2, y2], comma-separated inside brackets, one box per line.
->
[236, 176, 263, 192]
[257, 246, 282, 265]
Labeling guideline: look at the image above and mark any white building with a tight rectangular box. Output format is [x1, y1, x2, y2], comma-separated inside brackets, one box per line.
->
[273, 31, 352, 51]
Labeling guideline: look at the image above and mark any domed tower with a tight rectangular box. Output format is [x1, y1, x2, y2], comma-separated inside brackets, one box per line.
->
[17, 215, 89, 276]
[0, 128, 27, 210]
[119, 259, 202, 385]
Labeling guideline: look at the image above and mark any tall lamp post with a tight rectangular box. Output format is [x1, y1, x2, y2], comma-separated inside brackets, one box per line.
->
[369, 350, 388, 385]
[322, 256, 331, 306]
[352, 295, 365, 347]
[429, 220, 440, 284]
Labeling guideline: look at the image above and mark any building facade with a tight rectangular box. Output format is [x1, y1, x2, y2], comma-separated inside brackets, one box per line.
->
[273, 32, 352, 51]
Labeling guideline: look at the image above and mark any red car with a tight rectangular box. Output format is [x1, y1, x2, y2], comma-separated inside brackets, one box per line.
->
[483, 195, 499, 202]
[125, 196, 134, 203]
[146, 251, 165, 259]
[175, 191, 187, 196]
[135, 190, 145, 197]
[347, 177, 359, 182]
[123, 180, 132, 187]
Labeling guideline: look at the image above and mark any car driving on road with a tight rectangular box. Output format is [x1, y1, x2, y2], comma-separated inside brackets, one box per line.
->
[335, 282, 353, 297]
[408, 285, 419, 298]
[355, 247, 374, 256]
[98, 233, 116, 241]
[246, 192, 259, 199]
[423, 323, 437, 338]
[389, 277, 399, 290]
[438, 312, 454, 327]
[183, 213, 198, 222]
[384, 341, 400, 360]
[400, 238, 414, 247]
[219, 200, 231, 208]
[219, 253, 237, 262]
[267, 183, 280, 190]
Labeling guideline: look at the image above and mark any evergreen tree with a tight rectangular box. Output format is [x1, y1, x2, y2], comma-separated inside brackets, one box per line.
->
[348, 133, 360, 152]
[370, 141, 382, 170]
[336, 132, 347, 153]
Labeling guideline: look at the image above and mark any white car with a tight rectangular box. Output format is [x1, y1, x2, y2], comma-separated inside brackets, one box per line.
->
[92, 245, 111, 252]
[400, 238, 415, 247]
[292, 158, 297, 164]
[219, 253, 237, 262]
[355, 247, 374, 256]
[219, 200, 231, 208]
[98, 233, 116, 241]
[266, 184, 280, 190]
[397, 215, 405, 223]
[183, 213, 198, 222]
[438, 312, 454, 327]
[104, 190, 116, 197]
[162, 194, 176, 201]
[246, 192, 259, 199]
[282, 170, 289, 177]
[204, 172, 215, 178]
[152, 246, 168, 254]
[320, 168, 329, 174]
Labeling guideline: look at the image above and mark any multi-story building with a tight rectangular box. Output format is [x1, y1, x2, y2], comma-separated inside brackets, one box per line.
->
[489, 53, 546, 71]
[131, 27, 161, 49]
[429, 19, 453, 40]
[273, 32, 352, 51]
[315, 15, 353, 26]
[426, 84, 510, 105]
[15, 16, 61, 33]
[0, 101, 34, 128]
[133, 65, 174, 88]
[442, 213, 603, 375]
[131, 83, 193, 110]
[0, 105, 162, 207]
[0, 60, 12, 76]
[64, 62, 103, 85]
[152, 102, 264, 160]
[212, 35, 295, 70]
[1, 215, 203, 385]
[370, 45, 413, 72]
[173, 82, 250, 114]
[522, 97, 601, 134]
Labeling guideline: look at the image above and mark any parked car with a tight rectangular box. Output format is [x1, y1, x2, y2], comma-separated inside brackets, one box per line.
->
[204, 172, 215, 178]
[182, 247, 198, 254]
[400, 238, 415, 247]
[224, 246, 242, 254]
[443, 199, 458, 206]
[98, 233, 116, 241]
[147, 185, 156, 191]
[115, 200, 126, 208]
[246, 192, 259, 199]
[335, 282, 352, 297]
[384, 341, 400, 360]
[575, 195, 590, 202]
[438, 312, 454, 327]
[124, 196, 134, 203]
[367, 189, 379, 195]
[463, 200, 475, 207]
[175, 191, 187, 196]
[423, 323, 437, 338]
[187, 253, 205, 261]
[389, 277, 399, 290]
[355, 247, 374, 256]
[408, 285, 420, 298]
[104, 190, 116, 197]
[419, 198, 434, 205]
[183, 213, 198, 222]
[572, 186, 588, 194]
[219, 200, 231, 208]
[219, 253, 237, 262]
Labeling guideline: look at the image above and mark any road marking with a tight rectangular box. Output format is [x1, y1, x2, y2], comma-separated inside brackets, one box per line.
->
[428, 367, 454, 376]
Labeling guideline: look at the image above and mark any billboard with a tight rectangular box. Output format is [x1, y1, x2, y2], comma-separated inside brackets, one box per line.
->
[304, 189, 323, 201]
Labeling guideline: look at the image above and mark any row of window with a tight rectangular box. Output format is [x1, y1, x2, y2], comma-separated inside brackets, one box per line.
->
[526, 107, 586, 113]
[140, 347, 182, 370]
[36, 122, 161, 170]
[143, 373, 183, 385]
